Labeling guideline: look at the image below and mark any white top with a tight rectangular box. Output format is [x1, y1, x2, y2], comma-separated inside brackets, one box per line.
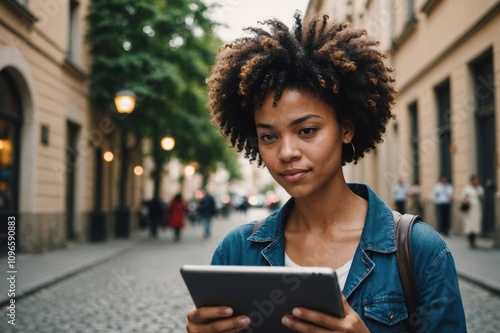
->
[433, 182, 454, 204]
[392, 184, 408, 201]
[285, 253, 353, 291]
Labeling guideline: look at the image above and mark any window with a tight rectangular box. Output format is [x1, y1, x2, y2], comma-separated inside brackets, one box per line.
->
[473, 53, 495, 114]
[435, 79, 452, 182]
[408, 102, 419, 184]
[471, 49, 496, 235]
[67, 0, 80, 61]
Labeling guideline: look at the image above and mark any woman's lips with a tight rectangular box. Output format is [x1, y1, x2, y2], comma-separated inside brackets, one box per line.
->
[280, 169, 309, 182]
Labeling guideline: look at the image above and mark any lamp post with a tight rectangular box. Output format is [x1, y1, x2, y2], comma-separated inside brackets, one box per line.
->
[152, 133, 175, 200]
[114, 88, 136, 238]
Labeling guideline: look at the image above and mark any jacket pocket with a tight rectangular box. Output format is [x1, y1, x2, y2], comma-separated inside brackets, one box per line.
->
[363, 298, 407, 326]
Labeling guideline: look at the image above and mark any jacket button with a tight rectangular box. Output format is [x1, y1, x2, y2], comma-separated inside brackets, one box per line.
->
[388, 311, 395, 321]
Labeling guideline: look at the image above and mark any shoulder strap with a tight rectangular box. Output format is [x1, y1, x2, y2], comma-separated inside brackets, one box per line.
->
[251, 218, 265, 233]
[393, 211, 421, 332]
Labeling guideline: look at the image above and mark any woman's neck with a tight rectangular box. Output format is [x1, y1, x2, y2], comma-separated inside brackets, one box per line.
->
[288, 183, 368, 232]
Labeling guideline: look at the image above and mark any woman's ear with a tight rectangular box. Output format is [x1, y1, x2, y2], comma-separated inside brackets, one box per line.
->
[341, 120, 355, 143]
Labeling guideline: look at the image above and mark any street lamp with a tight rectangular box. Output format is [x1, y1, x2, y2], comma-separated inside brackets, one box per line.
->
[114, 89, 137, 114]
[114, 88, 137, 238]
[161, 134, 175, 151]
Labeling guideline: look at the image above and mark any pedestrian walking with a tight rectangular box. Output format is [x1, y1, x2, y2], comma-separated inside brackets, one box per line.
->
[186, 13, 466, 333]
[197, 190, 216, 238]
[392, 178, 408, 214]
[168, 193, 189, 241]
[146, 197, 166, 239]
[433, 175, 454, 236]
[461, 175, 484, 248]
[408, 180, 424, 217]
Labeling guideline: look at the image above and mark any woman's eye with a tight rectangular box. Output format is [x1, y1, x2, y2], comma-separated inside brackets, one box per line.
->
[259, 134, 276, 142]
[300, 128, 317, 136]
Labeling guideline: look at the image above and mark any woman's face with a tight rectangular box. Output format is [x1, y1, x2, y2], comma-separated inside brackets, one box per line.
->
[254, 89, 354, 199]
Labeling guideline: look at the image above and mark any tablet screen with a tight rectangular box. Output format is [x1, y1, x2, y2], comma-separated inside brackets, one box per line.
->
[181, 265, 344, 332]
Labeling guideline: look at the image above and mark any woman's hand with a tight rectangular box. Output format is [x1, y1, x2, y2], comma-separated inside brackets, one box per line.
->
[186, 306, 251, 333]
[281, 294, 370, 333]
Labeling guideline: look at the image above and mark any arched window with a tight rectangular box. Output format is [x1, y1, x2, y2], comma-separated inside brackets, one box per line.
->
[0, 70, 23, 212]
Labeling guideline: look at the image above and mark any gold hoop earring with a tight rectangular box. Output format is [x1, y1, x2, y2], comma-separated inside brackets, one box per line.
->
[350, 142, 356, 161]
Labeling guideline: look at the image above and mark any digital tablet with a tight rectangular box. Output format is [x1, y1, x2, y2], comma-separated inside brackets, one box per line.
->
[180, 265, 344, 332]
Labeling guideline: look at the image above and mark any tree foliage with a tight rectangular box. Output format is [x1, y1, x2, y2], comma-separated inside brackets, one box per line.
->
[86, 0, 241, 187]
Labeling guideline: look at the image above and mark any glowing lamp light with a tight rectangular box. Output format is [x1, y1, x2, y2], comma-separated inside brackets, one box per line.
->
[103, 151, 114, 162]
[161, 135, 175, 151]
[133, 166, 144, 176]
[114, 89, 137, 114]
[184, 165, 195, 177]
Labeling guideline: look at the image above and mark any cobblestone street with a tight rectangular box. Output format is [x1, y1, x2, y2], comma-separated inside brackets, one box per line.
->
[1, 208, 499, 332]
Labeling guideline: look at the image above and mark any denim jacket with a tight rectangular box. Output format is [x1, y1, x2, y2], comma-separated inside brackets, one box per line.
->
[211, 184, 466, 332]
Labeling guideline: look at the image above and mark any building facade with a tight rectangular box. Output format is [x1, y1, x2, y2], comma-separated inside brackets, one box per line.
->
[306, 0, 500, 245]
[0, 0, 143, 253]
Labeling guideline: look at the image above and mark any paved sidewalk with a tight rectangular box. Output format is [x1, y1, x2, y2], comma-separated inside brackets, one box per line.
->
[443, 234, 500, 295]
[1, 229, 499, 307]
[0, 232, 143, 306]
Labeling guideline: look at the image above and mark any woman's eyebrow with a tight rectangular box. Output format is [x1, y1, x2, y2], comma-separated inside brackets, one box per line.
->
[255, 123, 274, 129]
[256, 114, 322, 129]
[289, 114, 322, 127]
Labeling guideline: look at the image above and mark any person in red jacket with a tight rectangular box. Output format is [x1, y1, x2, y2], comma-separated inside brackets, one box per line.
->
[168, 193, 188, 241]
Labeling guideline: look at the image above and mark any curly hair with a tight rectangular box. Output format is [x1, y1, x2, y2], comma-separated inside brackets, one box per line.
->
[207, 12, 396, 166]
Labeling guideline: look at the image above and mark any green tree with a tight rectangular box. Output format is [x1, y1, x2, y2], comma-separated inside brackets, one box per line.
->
[86, 0, 240, 198]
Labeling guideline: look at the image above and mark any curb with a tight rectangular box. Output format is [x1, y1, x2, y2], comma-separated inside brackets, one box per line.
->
[1, 240, 139, 307]
[457, 269, 500, 296]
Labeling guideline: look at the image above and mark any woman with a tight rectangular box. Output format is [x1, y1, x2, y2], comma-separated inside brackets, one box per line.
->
[461, 175, 484, 248]
[408, 180, 424, 217]
[186, 13, 466, 332]
[168, 193, 188, 241]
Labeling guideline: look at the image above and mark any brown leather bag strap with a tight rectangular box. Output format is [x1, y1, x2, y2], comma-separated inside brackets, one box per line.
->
[251, 218, 265, 233]
[393, 211, 421, 332]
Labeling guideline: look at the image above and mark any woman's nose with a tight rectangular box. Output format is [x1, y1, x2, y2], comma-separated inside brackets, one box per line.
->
[278, 136, 301, 162]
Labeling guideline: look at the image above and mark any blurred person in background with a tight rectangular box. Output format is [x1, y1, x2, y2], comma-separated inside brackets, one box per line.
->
[197, 190, 217, 238]
[392, 178, 408, 214]
[146, 197, 166, 239]
[168, 193, 189, 241]
[461, 175, 484, 248]
[433, 175, 454, 236]
[408, 180, 424, 218]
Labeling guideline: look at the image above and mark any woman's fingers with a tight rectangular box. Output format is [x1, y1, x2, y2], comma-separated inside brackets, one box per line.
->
[187, 306, 233, 323]
[186, 306, 251, 333]
[282, 307, 341, 332]
[281, 294, 369, 333]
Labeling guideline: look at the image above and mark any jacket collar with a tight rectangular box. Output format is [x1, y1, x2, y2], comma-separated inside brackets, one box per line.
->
[247, 183, 397, 253]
